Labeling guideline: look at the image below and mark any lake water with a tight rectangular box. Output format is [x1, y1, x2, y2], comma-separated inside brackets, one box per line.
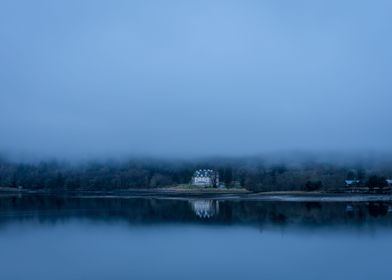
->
[0, 194, 392, 280]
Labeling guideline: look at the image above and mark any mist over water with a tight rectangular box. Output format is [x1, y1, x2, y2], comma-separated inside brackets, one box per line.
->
[1, 0, 392, 160]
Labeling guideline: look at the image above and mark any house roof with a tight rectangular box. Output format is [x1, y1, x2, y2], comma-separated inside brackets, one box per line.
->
[193, 169, 216, 177]
[345, 180, 360, 185]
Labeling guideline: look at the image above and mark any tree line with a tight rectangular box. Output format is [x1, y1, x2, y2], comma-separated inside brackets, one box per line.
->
[0, 157, 391, 192]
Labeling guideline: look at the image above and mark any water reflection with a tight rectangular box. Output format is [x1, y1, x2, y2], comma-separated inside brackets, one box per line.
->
[1, 195, 392, 280]
[189, 200, 219, 218]
[0, 194, 392, 230]
[367, 202, 389, 217]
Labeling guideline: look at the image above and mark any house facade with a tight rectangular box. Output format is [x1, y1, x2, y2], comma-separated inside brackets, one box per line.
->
[192, 169, 219, 187]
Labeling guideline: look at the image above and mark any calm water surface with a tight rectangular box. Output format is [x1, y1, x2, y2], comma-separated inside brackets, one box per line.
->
[0, 194, 391, 280]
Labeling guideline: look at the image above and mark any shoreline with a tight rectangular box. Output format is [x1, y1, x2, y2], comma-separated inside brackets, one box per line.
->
[1, 187, 392, 202]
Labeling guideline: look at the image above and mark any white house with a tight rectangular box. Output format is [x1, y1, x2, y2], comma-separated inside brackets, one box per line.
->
[192, 169, 219, 187]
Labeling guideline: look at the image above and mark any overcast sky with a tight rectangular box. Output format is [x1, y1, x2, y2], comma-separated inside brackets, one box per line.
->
[0, 0, 391, 159]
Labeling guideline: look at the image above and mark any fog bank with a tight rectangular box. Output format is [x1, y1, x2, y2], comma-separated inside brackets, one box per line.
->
[1, 0, 391, 159]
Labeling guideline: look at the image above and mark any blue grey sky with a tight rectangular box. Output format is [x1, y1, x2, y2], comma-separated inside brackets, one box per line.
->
[0, 0, 391, 159]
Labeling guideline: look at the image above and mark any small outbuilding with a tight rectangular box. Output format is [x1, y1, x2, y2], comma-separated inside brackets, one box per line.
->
[345, 180, 361, 187]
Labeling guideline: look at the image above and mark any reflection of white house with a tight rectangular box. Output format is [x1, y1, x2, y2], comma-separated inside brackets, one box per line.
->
[190, 200, 219, 218]
[346, 204, 354, 212]
[192, 169, 219, 187]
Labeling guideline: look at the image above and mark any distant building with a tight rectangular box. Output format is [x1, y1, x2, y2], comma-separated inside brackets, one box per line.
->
[345, 180, 362, 193]
[387, 179, 392, 186]
[345, 180, 361, 187]
[192, 169, 219, 187]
